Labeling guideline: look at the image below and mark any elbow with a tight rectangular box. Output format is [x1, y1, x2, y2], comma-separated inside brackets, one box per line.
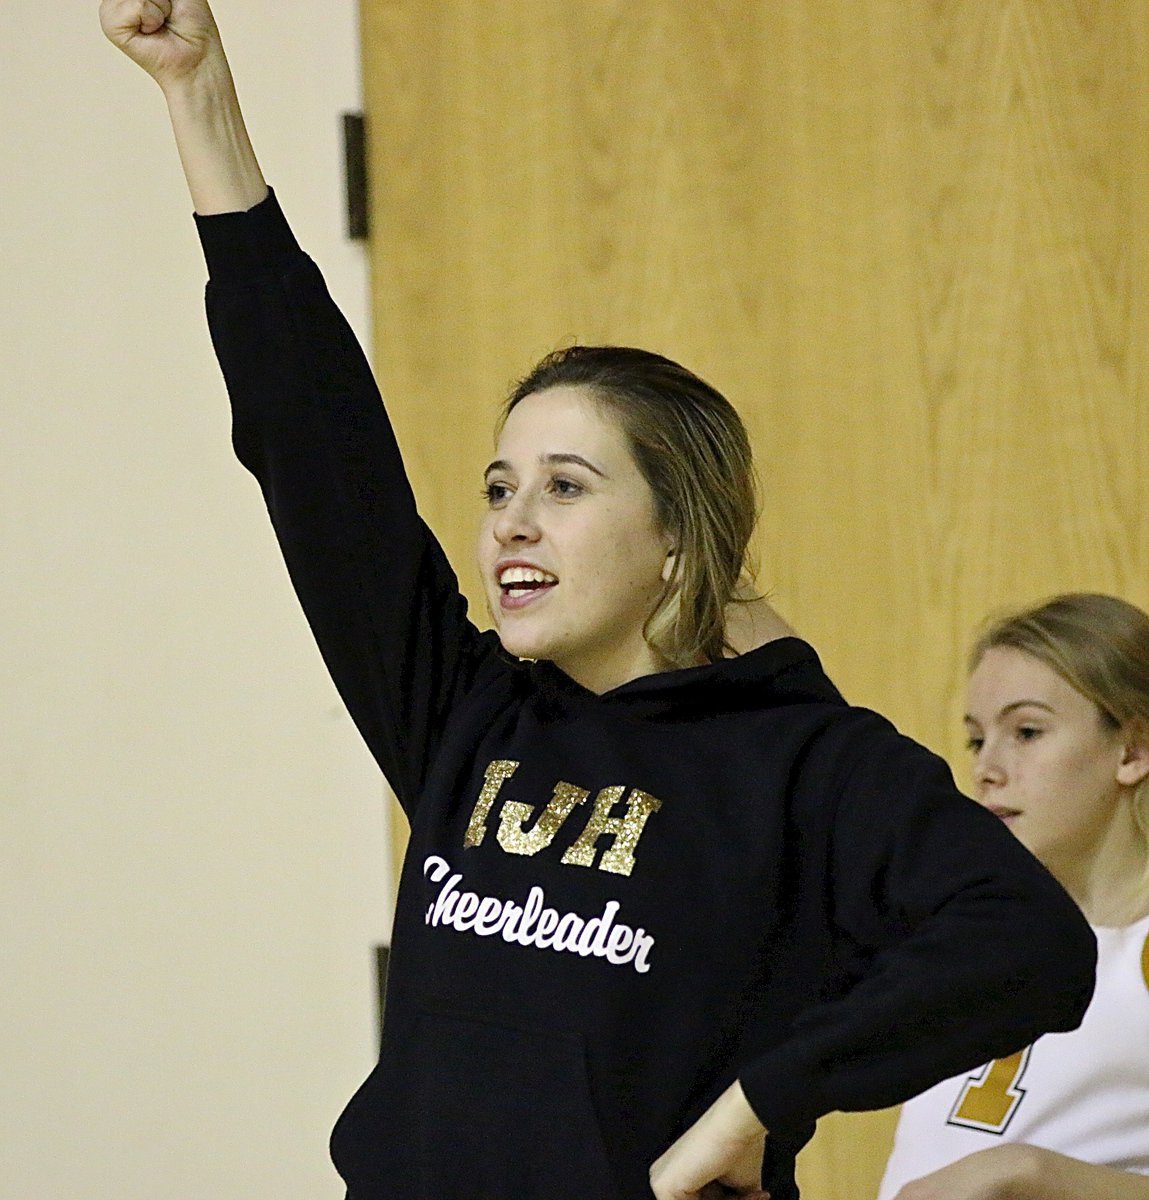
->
[1056, 921, 1098, 1031]
[1014, 900, 1097, 1035]
[229, 415, 267, 477]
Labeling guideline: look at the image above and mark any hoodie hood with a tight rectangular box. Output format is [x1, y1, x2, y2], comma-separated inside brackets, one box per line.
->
[529, 636, 845, 723]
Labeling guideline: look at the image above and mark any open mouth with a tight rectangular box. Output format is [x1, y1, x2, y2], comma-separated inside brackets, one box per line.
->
[498, 565, 558, 605]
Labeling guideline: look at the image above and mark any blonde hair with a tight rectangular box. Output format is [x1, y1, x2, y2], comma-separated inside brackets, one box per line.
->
[505, 346, 758, 668]
[971, 592, 1149, 885]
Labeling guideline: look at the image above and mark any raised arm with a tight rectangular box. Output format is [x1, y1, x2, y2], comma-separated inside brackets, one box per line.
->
[100, 0, 267, 214]
[100, 0, 500, 811]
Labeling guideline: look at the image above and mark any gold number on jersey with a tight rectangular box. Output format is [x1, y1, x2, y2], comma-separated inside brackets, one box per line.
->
[1141, 928, 1149, 993]
[947, 1046, 1032, 1133]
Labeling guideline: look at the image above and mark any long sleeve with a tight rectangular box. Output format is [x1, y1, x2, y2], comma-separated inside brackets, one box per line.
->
[195, 192, 501, 813]
[739, 719, 1096, 1132]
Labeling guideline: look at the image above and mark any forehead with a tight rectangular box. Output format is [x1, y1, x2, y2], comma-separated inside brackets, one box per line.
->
[496, 385, 631, 463]
[967, 646, 1086, 716]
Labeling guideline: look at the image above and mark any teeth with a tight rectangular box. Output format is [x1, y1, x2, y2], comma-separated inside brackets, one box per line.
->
[499, 566, 557, 586]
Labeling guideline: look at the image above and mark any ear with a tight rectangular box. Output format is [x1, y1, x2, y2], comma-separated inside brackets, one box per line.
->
[1116, 722, 1149, 788]
[661, 547, 677, 584]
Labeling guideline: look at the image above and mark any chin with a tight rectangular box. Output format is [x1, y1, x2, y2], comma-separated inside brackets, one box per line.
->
[495, 626, 552, 663]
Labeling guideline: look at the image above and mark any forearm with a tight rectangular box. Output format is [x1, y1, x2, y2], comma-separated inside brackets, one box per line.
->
[740, 739, 1095, 1131]
[1018, 1148, 1149, 1200]
[897, 1145, 1149, 1200]
[162, 52, 266, 214]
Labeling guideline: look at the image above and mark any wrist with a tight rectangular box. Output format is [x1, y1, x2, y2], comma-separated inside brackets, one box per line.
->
[160, 50, 239, 116]
[161, 52, 267, 215]
[719, 1081, 768, 1141]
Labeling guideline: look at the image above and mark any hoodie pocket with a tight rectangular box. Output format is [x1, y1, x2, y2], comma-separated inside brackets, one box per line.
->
[412, 1007, 621, 1199]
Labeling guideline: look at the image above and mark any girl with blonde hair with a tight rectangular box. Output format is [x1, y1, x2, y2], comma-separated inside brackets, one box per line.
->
[880, 593, 1149, 1200]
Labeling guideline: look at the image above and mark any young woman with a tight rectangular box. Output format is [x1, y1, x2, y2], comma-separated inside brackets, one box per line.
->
[879, 593, 1149, 1200]
[100, 4, 1097, 1198]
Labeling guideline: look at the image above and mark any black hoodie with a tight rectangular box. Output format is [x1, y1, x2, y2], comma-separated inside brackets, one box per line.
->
[196, 191, 1095, 1200]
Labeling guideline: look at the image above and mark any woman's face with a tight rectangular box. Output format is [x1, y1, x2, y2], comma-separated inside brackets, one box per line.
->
[476, 385, 673, 693]
[964, 646, 1139, 879]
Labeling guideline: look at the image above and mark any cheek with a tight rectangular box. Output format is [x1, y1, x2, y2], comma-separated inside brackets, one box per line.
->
[1024, 756, 1077, 803]
[602, 545, 664, 600]
[609, 510, 669, 577]
[1031, 751, 1114, 824]
[1056, 741, 1114, 789]
[476, 516, 497, 568]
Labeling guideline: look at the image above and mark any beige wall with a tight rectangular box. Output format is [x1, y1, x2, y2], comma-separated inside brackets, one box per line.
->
[0, 4, 391, 1198]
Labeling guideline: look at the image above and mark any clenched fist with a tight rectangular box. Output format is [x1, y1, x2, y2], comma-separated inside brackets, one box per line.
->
[98, 0, 265, 213]
[99, 0, 224, 90]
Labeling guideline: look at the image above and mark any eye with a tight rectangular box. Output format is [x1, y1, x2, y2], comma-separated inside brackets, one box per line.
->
[483, 481, 512, 507]
[1016, 725, 1043, 742]
[965, 735, 984, 754]
[549, 476, 584, 499]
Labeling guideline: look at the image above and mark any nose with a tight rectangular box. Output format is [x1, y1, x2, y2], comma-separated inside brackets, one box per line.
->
[973, 742, 1006, 800]
[492, 488, 542, 546]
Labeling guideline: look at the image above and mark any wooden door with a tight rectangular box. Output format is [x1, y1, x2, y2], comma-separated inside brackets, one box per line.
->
[360, 3, 1149, 1194]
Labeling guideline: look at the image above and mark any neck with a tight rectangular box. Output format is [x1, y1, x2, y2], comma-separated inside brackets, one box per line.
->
[556, 640, 673, 695]
[1052, 800, 1149, 926]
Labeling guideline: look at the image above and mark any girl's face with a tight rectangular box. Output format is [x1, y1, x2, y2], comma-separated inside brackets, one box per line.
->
[477, 385, 674, 694]
[965, 646, 1146, 881]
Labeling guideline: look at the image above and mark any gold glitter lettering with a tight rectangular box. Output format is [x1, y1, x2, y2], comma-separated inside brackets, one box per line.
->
[561, 787, 662, 876]
[497, 781, 589, 856]
[463, 759, 519, 848]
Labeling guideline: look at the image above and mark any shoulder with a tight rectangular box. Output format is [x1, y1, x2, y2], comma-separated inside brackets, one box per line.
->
[800, 702, 949, 789]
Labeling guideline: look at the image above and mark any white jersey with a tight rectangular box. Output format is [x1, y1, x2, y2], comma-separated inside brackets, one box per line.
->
[878, 913, 1149, 1200]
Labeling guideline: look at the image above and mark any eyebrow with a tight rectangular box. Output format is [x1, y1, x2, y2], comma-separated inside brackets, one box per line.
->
[963, 699, 1057, 724]
[484, 453, 608, 479]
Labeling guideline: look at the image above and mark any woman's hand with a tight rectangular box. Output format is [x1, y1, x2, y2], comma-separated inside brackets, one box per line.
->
[649, 1081, 770, 1200]
[723, 586, 796, 657]
[99, 0, 223, 91]
[99, 0, 266, 214]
